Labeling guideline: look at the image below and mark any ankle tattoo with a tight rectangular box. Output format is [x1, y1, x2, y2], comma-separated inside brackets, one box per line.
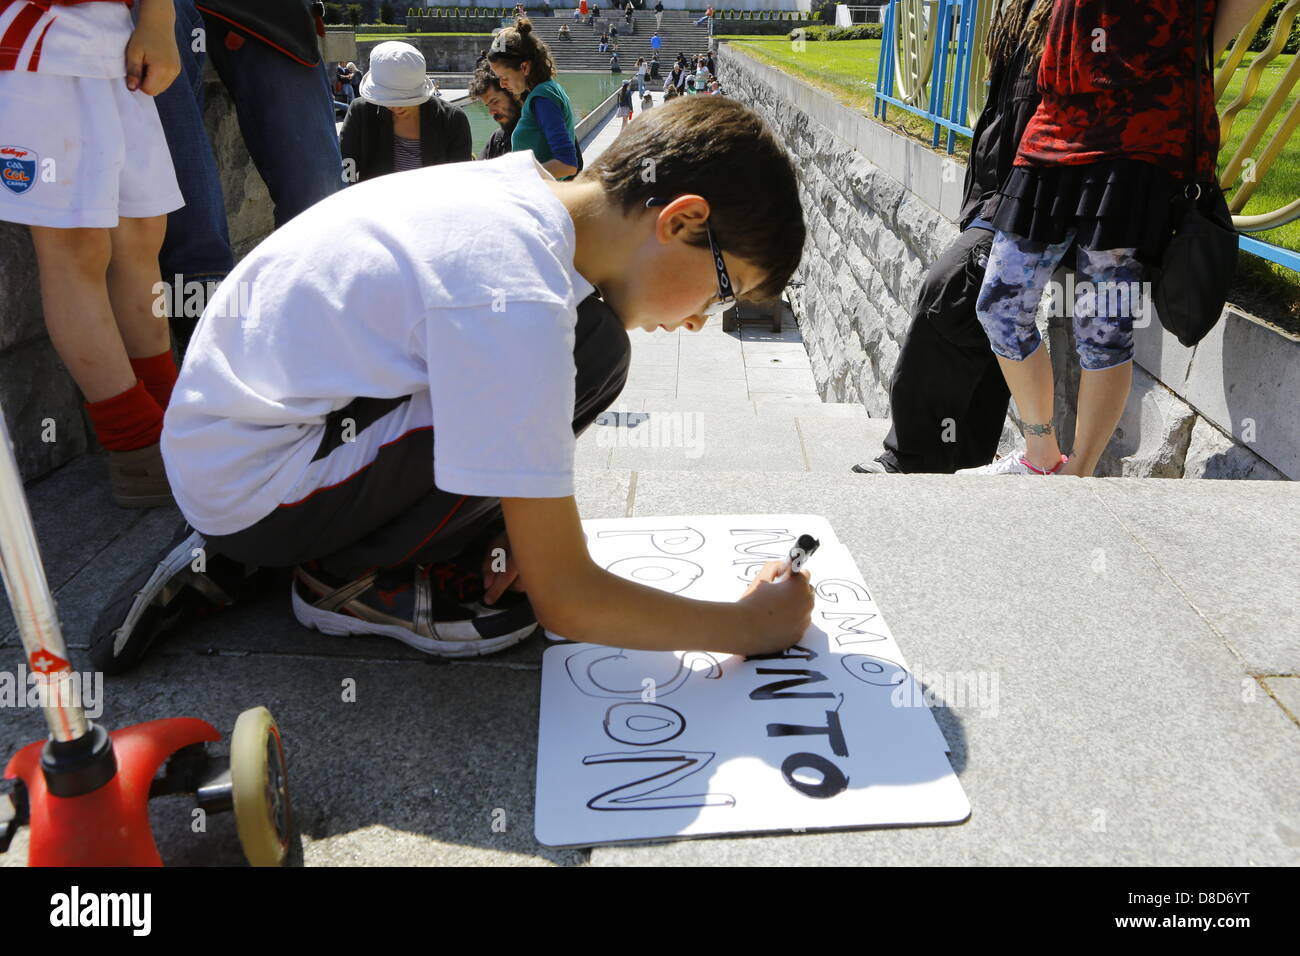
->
[1024, 421, 1054, 437]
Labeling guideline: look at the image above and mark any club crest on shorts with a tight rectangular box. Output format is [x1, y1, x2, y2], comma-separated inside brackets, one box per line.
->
[1, 146, 37, 196]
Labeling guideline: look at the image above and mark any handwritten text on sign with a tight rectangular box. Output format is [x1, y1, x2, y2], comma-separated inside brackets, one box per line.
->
[535, 515, 969, 847]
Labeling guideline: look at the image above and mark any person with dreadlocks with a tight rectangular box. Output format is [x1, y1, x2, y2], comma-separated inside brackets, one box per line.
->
[854, 0, 1054, 475]
[955, 0, 1269, 477]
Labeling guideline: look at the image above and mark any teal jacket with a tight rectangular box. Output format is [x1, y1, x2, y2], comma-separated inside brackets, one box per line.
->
[511, 79, 581, 177]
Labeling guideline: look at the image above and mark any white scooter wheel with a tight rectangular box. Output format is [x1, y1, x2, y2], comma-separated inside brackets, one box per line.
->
[230, 706, 293, 867]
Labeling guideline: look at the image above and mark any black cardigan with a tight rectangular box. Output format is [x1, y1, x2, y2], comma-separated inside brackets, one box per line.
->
[959, 21, 1041, 230]
[338, 95, 472, 183]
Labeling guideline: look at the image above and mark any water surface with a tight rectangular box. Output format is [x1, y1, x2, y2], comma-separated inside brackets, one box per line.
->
[460, 72, 624, 156]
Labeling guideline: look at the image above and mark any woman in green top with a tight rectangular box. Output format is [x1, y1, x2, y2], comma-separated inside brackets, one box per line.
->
[487, 18, 582, 180]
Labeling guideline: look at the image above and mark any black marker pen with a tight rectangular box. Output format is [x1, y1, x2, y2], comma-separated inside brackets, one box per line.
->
[775, 533, 820, 582]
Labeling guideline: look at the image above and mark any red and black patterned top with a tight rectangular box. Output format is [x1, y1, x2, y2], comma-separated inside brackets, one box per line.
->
[1016, 0, 1221, 181]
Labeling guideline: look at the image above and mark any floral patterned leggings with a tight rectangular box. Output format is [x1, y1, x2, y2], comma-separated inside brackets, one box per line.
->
[975, 228, 1147, 372]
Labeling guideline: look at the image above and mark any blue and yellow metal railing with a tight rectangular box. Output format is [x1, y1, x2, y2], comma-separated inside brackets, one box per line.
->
[873, 0, 1300, 273]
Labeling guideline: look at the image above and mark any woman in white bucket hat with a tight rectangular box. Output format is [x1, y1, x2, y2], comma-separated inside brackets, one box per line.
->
[339, 41, 472, 183]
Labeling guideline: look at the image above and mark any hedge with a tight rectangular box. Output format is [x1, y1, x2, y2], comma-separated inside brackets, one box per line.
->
[789, 23, 882, 41]
[1247, 0, 1300, 54]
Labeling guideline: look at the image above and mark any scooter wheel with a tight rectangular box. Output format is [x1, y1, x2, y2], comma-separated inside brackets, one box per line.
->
[230, 706, 292, 867]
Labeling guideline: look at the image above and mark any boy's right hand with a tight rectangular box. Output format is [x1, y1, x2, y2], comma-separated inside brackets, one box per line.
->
[502, 497, 814, 656]
[734, 560, 815, 656]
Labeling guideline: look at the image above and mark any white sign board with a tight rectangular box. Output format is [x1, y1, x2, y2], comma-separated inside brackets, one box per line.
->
[535, 515, 970, 848]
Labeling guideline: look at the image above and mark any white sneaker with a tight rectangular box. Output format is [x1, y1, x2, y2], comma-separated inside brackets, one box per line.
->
[955, 451, 1068, 476]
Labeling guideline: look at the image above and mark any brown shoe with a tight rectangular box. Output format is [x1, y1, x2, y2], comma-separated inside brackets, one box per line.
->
[108, 441, 174, 509]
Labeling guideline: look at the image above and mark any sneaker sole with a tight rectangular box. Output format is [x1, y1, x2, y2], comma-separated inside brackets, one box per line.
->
[290, 581, 539, 658]
[88, 529, 207, 672]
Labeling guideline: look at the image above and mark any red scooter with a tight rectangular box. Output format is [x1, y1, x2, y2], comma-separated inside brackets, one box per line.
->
[0, 407, 294, 866]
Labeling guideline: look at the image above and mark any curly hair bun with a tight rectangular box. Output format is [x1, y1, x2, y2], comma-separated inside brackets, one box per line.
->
[515, 16, 533, 34]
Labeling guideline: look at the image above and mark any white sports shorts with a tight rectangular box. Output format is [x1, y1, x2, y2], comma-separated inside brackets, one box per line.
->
[0, 69, 183, 229]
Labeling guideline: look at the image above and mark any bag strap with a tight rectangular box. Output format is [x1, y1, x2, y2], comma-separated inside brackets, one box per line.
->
[1188, 0, 1214, 191]
[1190, 0, 1202, 183]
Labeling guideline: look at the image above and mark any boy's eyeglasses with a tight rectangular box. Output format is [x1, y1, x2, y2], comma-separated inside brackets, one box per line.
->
[645, 196, 736, 317]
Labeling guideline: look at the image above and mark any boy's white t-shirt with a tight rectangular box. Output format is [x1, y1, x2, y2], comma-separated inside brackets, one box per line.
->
[0, 1, 134, 77]
[162, 151, 597, 537]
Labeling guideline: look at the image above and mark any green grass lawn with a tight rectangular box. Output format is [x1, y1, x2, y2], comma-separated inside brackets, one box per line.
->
[726, 38, 970, 158]
[726, 37, 1300, 323]
[1216, 50, 1300, 317]
[724, 37, 883, 108]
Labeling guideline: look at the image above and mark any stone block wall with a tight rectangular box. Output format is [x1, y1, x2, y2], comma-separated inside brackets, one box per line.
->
[0, 234, 90, 480]
[719, 47, 957, 418]
[0, 72, 273, 483]
[718, 42, 1292, 480]
[357, 35, 493, 72]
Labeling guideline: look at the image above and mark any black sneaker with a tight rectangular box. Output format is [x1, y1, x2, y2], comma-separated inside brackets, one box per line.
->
[851, 458, 900, 474]
[88, 521, 278, 675]
[291, 556, 539, 658]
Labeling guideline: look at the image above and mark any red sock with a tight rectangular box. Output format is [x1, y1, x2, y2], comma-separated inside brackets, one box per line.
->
[129, 350, 179, 410]
[85, 380, 164, 452]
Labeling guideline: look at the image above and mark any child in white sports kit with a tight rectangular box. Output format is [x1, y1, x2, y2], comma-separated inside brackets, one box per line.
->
[0, 0, 184, 507]
[91, 97, 819, 674]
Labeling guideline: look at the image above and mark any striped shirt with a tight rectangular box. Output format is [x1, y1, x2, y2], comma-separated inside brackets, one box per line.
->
[0, 0, 131, 76]
[393, 134, 422, 173]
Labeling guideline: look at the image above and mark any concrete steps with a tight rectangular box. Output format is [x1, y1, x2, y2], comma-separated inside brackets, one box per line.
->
[574, 107, 880, 478]
[525, 10, 717, 71]
[5, 454, 1298, 867]
[577, 404, 890, 473]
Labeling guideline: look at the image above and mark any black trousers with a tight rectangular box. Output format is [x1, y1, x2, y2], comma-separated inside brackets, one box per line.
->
[878, 227, 1010, 473]
[205, 295, 630, 580]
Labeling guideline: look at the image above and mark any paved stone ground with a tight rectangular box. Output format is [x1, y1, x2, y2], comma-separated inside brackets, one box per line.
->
[2, 105, 1298, 867]
[3, 461, 1298, 866]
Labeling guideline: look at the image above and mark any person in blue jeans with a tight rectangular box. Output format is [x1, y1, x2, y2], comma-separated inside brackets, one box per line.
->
[152, 0, 343, 354]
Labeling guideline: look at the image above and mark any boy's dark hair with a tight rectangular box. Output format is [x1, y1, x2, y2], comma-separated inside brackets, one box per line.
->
[581, 96, 804, 304]
[487, 17, 556, 85]
[467, 65, 506, 99]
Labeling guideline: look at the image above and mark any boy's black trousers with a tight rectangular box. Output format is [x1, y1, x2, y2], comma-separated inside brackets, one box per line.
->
[876, 226, 1010, 474]
[205, 295, 630, 580]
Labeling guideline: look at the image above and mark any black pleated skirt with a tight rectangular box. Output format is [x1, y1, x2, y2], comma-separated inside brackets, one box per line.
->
[991, 158, 1180, 260]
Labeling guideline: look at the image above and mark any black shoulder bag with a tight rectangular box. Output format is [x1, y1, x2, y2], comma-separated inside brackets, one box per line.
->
[1151, 0, 1238, 348]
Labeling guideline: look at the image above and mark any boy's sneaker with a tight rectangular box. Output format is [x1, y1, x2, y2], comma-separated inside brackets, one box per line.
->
[88, 522, 278, 674]
[291, 557, 539, 658]
[107, 441, 174, 509]
[955, 451, 1068, 476]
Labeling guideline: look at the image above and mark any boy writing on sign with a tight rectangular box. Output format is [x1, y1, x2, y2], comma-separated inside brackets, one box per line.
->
[0, 0, 183, 507]
[92, 96, 814, 672]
